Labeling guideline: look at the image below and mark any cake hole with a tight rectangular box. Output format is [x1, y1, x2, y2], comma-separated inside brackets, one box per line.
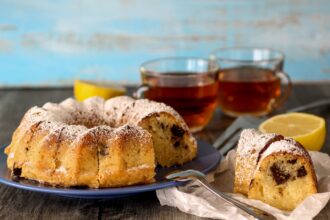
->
[278, 187, 283, 195]
[171, 125, 184, 137]
[55, 160, 62, 168]
[99, 144, 109, 156]
[259, 186, 264, 197]
[297, 166, 307, 177]
[287, 159, 297, 164]
[174, 141, 180, 148]
[13, 168, 22, 176]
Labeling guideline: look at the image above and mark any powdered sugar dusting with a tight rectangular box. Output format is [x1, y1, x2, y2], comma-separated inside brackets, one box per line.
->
[38, 121, 65, 133]
[104, 96, 188, 130]
[89, 125, 115, 138]
[14, 96, 193, 150]
[55, 166, 67, 174]
[237, 129, 279, 157]
[261, 138, 309, 160]
[113, 124, 152, 146]
[43, 102, 73, 123]
[81, 96, 105, 124]
[60, 125, 88, 141]
[9, 152, 14, 159]
[127, 164, 152, 172]
[18, 107, 48, 132]
[235, 129, 283, 193]
[59, 97, 105, 127]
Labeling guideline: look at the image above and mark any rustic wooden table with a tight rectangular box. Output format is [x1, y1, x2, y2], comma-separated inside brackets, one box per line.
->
[0, 83, 329, 220]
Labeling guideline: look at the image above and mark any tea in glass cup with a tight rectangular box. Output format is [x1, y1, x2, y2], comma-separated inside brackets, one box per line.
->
[210, 48, 291, 117]
[136, 57, 219, 132]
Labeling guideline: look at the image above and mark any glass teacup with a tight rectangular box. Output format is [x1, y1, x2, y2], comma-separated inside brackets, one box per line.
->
[135, 57, 219, 132]
[210, 47, 292, 117]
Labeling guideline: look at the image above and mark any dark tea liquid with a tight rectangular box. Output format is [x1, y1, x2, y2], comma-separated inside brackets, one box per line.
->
[144, 72, 218, 131]
[217, 66, 281, 115]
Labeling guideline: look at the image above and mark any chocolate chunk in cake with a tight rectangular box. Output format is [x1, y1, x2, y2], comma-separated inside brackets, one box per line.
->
[270, 163, 291, 185]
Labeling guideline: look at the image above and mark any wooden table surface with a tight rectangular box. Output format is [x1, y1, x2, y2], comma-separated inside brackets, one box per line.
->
[0, 83, 329, 220]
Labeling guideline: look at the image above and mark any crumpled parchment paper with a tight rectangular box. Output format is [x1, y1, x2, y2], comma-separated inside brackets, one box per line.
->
[156, 150, 330, 220]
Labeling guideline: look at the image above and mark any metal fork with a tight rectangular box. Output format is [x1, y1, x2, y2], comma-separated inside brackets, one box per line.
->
[166, 170, 276, 220]
[214, 99, 330, 155]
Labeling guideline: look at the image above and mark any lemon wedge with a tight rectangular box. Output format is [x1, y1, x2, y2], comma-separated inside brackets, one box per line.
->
[74, 80, 126, 101]
[259, 112, 326, 151]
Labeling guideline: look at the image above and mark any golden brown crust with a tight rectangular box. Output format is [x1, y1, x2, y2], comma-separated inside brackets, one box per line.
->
[5, 96, 196, 188]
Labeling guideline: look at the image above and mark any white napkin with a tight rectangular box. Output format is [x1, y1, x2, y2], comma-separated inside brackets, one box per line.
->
[156, 150, 330, 220]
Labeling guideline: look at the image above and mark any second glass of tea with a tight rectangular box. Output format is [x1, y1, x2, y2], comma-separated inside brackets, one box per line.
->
[210, 47, 292, 117]
[136, 57, 219, 132]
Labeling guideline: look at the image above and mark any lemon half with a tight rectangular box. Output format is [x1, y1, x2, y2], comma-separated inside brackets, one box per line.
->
[259, 112, 326, 151]
[74, 80, 126, 101]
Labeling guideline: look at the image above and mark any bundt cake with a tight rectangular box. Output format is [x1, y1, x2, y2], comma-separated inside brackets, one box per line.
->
[234, 129, 317, 211]
[5, 96, 197, 188]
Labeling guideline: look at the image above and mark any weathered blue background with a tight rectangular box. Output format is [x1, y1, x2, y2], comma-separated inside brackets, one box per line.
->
[0, 0, 329, 87]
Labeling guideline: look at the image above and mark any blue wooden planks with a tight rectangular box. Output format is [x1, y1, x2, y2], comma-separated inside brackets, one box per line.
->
[0, 0, 329, 87]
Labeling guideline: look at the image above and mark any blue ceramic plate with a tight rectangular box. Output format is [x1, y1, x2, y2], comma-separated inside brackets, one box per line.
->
[0, 140, 221, 199]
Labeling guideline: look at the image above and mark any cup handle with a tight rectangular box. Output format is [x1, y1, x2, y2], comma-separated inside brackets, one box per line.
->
[273, 71, 292, 110]
[133, 84, 150, 99]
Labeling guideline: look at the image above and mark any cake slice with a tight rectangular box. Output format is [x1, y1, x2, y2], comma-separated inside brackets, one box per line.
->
[234, 129, 283, 195]
[248, 138, 317, 211]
